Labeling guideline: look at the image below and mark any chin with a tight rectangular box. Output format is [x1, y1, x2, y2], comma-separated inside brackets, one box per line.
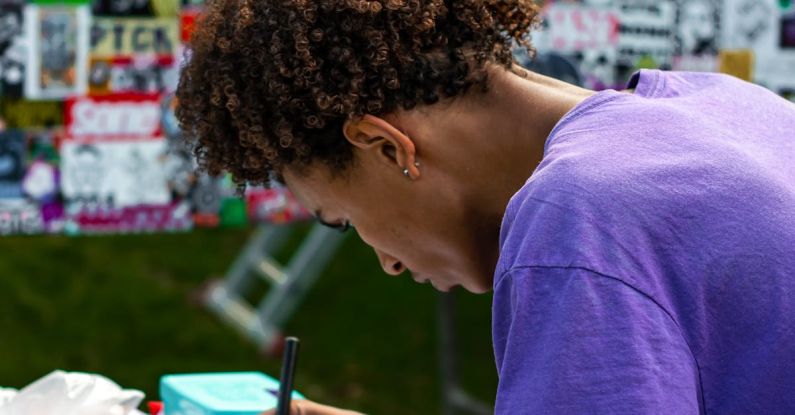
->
[434, 279, 491, 294]
[461, 282, 492, 294]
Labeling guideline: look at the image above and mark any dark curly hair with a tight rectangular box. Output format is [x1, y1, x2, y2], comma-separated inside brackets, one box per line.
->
[176, 0, 541, 186]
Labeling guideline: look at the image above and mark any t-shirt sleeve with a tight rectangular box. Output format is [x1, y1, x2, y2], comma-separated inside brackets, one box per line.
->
[492, 266, 701, 414]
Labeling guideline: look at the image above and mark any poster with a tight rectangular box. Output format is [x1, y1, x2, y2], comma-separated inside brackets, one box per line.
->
[616, 0, 676, 70]
[24, 4, 89, 99]
[0, 0, 27, 97]
[721, 0, 779, 52]
[89, 17, 179, 94]
[673, 0, 721, 56]
[61, 139, 171, 207]
[61, 93, 184, 233]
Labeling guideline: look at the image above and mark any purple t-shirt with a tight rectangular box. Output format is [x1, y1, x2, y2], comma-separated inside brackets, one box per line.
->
[493, 70, 795, 414]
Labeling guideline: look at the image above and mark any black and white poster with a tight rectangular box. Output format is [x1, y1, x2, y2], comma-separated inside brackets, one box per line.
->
[0, 0, 26, 97]
[674, 0, 721, 56]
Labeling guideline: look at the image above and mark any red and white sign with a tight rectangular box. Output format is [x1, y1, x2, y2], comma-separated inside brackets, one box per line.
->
[65, 94, 163, 140]
[545, 5, 620, 51]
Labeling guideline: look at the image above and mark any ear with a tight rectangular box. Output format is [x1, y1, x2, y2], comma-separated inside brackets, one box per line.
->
[343, 114, 421, 179]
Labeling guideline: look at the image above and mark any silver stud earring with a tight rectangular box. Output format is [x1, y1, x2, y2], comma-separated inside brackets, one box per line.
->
[403, 168, 410, 177]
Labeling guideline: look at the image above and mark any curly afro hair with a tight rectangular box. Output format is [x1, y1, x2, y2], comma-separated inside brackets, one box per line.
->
[176, 0, 541, 186]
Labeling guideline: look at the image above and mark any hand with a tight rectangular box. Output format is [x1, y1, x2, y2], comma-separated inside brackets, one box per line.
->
[260, 399, 365, 415]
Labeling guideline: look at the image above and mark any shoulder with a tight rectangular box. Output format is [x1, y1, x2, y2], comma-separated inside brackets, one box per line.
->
[497, 152, 628, 279]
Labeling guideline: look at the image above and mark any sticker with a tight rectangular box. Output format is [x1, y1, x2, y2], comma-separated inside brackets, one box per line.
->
[65, 94, 163, 139]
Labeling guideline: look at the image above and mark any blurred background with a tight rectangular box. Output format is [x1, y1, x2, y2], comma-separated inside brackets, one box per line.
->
[0, 0, 793, 414]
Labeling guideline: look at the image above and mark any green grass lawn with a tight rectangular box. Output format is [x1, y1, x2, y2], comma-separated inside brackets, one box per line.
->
[0, 227, 497, 414]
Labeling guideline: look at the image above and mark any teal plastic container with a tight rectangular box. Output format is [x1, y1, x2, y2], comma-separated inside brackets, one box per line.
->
[160, 372, 305, 415]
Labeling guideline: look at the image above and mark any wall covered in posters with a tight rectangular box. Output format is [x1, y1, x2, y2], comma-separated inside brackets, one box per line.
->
[0, 0, 793, 236]
[532, 0, 795, 96]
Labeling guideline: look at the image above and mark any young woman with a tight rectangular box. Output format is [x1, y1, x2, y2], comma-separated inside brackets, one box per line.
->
[176, 1, 795, 414]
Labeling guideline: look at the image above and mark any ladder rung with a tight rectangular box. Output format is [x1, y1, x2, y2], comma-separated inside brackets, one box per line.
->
[253, 256, 287, 285]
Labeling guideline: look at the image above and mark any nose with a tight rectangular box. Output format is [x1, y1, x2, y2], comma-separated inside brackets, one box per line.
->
[375, 249, 405, 276]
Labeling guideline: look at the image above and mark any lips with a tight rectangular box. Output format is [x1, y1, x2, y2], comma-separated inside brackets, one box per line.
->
[411, 273, 430, 284]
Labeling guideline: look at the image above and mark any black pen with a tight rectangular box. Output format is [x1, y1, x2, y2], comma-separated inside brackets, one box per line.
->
[276, 337, 300, 415]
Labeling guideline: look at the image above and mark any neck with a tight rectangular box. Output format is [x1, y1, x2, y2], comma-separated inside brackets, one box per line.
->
[451, 65, 595, 275]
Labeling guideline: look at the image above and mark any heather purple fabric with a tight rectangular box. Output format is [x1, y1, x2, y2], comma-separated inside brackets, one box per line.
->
[493, 70, 795, 414]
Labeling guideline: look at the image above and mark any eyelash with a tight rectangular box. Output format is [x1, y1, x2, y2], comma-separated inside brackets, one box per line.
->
[318, 217, 351, 233]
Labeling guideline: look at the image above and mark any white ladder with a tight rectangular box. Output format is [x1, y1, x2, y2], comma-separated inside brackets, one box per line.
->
[204, 223, 346, 353]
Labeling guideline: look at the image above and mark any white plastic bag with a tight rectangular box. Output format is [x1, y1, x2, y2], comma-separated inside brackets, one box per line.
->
[0, 370, 144, 415]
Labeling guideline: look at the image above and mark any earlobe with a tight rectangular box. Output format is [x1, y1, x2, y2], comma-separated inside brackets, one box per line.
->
[343, 115, 421, 179]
